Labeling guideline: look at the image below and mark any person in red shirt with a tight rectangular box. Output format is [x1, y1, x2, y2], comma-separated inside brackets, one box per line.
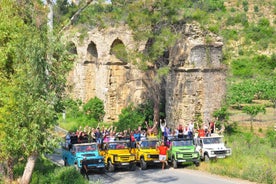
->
[156, 141, 171, 169]
[197, 124, 206, 138]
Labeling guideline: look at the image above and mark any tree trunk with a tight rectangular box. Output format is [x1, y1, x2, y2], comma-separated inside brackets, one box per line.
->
[153, 93, 160, 135]
[250, 116, 254, 132]
[153, 99, 160, 124]
[20, 152, 38, 184]
[0, 162, 5, 177]
[7, 158, 14, 182]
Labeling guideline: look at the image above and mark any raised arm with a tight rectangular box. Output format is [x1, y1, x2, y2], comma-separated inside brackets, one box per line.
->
[152, 121, 158, 130]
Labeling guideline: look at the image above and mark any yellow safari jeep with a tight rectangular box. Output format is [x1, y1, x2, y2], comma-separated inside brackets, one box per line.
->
[135, 138, 161, 170]
[100, 140, 136, 172]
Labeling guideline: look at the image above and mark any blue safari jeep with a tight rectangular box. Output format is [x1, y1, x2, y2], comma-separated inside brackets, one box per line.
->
[62, 139, 105, 172]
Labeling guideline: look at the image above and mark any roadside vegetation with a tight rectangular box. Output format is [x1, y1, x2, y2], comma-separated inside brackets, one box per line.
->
[12, 158, 89, 184]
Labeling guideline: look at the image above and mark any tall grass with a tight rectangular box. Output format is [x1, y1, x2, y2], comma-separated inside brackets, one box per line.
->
[199, 130, 276, 184]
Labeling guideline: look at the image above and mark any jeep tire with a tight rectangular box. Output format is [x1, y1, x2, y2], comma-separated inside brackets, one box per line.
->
[99, 168, 105, 174]
[129, 163, 136, 171]
[64, 159, 68, 166]
[204, 154, 210, 162]
[172, 157, 178, 169]
[107, 160, 115, 172]
[140, 158, 147, 170]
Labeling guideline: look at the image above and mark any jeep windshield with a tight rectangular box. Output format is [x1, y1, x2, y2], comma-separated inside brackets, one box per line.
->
[73, 144, 97, 152]
[203, 137, 223, 144]
[172, 140, 193, 146]
[108, 142, 129, 149]
[140, 140, 158, 149]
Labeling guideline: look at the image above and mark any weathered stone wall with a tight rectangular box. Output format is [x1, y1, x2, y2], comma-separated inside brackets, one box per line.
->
[66, 26, 147, 122]
[165, 24, 226, 127]
[66, 24, 226, 124]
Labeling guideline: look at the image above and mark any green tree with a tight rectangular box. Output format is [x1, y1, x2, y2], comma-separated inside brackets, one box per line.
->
[213, 106, 230, 122]
[0, 1, 72, 183]
[242, 105, 266, 132]
[116, 103, 146, 131]
[83, 97, 105, 122]
[260, 77, 276, 111]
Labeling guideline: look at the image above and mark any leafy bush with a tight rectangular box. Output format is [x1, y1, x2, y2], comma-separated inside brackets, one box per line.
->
[195, 0, 226, 12]
[231, 54, 276, 78]
[213, 106, 229, 122]
[231, 57, 254, 78]
[30, 158, 88, 184]
[221, 29, 239, 41]
[224, 121, 238, 135]
[30, 158, 58, 184]
[50, 166, 88, 184]
[254, 5, 259, 12]
[266, 127, 276, 148]
[245, 18, 275, 43]
[59, 97, 104, 132]
[226, 13, 248, 26]
[83, 97, 105, 122]
[243, 3, 249, 12]
[116, 103, 146, 131]
[115, 101, 155, 131]
[63, 98, 83, 118]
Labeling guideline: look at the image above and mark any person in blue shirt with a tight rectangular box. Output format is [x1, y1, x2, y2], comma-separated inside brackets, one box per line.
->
[134, 129, 141, 142]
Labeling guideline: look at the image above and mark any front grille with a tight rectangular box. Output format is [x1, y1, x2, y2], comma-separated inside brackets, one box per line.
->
[86, 159, 100, 164]
[120, 156, 130, 161]
[149, 154, 159, 159]
[214, 150, 227, 155]
[177, 153, 193, 159]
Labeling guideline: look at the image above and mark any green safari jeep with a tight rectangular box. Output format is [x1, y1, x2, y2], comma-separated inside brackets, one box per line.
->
[168, 138, 200, 168]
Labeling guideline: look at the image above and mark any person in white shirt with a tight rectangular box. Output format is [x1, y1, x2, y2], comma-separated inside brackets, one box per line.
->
[183, 124, 189, 138]
[160, 119, 167, 136]
[188, 121, 194, 138]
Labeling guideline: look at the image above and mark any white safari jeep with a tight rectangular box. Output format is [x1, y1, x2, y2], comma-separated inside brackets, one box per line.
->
[195, 134, 231, 161]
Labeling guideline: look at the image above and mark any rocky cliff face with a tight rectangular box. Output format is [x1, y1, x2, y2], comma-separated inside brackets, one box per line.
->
[66, 23, 226, 126]
[165, 24, 226, 127]
[66, 26, 147, 122]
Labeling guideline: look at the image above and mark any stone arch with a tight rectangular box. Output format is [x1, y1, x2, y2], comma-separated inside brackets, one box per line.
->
[110, 38, 128, 63]
[86, 41, 98, 63]
[66, 41, 77, 55]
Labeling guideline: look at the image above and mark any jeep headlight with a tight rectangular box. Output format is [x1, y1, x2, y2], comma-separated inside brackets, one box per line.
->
[114, 156, 119, 161]
[192, 153, 198, 158]
[147, 155, 151, 158]
[98, 159, 103, 163]
[211, 151, 215, 155]
[130, 156, 135, 160]
[227, 150, 231, 154]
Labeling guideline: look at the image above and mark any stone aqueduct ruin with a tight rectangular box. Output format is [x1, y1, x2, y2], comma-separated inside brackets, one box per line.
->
[66, 24, 226, 128]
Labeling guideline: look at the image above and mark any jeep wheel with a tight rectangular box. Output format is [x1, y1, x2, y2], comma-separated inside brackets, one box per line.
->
[107, 160, 115, 172]
[99, 168, 105, 174]
[204, 154, 210, 162]
[64, 159, 68, 166]
[195, 161, 200, 167]
[140, 158, 147, 170]
[129, 163, 136, 171]
[172, 158, 178, 169]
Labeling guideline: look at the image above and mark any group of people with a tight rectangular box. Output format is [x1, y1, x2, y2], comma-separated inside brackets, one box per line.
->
[65, 118, 220, 149]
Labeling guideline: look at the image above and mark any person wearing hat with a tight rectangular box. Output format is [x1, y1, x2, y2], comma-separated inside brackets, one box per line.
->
[80, 157, 89, 180]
